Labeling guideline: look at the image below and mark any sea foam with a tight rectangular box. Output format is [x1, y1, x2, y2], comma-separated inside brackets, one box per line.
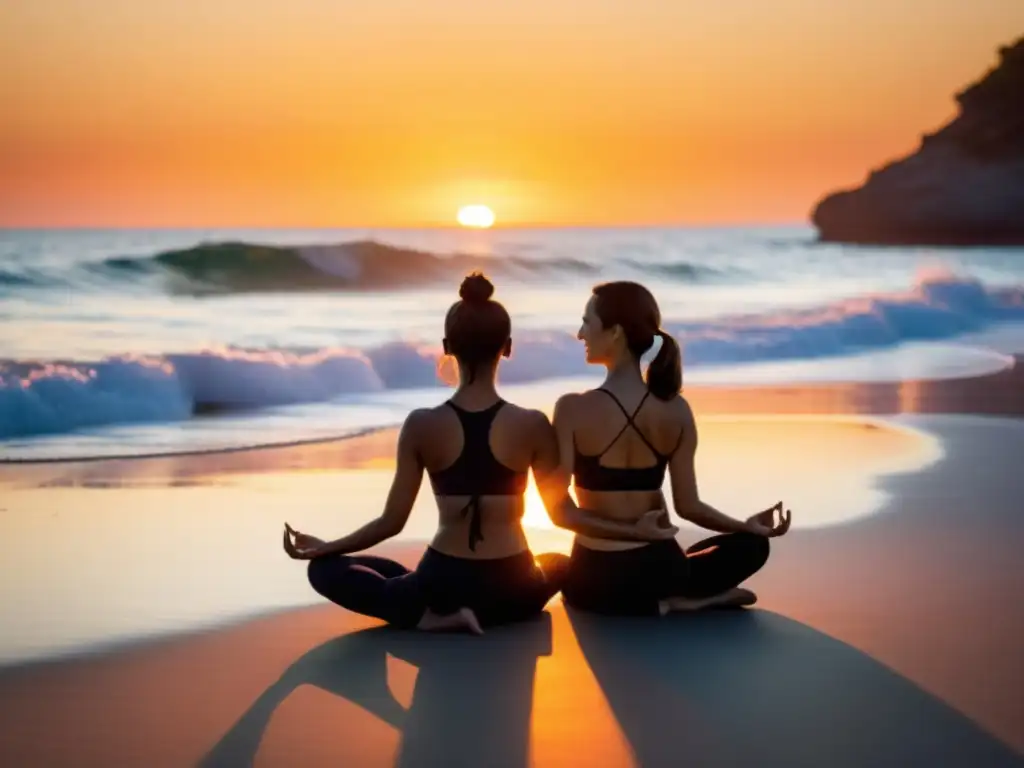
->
[2, 272, 1022, 440]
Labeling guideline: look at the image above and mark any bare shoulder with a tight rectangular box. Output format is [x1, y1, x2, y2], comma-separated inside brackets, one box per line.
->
[554, 392, 583, 409]
[552, 392, 584, 423]
[668, 394, 695, 421]
[655, 393, 695, 433]
[400, 407, 435, 440]
[501, 402, 553, 433]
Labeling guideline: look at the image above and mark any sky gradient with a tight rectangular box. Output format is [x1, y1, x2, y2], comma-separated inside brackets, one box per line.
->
[2, 1, 1022, 227]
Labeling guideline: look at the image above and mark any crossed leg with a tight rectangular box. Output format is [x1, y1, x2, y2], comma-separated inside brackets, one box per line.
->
[660, 533, 770, 614]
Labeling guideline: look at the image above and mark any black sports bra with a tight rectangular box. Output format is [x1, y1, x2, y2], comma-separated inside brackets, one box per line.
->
[573, 389, 683, 492]
[427, 399, 528, 550]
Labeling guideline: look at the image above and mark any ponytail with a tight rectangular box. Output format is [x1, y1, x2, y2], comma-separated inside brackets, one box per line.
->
[646, 329, 682, 400]
[590, 281, 680, 398]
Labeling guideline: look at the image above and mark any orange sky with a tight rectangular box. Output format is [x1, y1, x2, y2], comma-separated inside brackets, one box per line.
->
[1, 1, 1021, 227]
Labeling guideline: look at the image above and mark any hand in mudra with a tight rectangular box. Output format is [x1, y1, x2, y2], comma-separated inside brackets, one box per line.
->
[283, 522, 327, 559]
[746, 501, 792, 538]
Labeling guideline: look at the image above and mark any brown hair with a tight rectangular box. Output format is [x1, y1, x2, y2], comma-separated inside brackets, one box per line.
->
[444, 272, 511, 381]
[591, 281, 682, 400]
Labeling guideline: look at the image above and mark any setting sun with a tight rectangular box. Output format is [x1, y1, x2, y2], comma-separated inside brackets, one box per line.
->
[457, 205, 496, 229]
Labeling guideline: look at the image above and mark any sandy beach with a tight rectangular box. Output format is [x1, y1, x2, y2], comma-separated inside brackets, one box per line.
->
[7, 10, 1024, 767]
[1, 366, 1023, 767]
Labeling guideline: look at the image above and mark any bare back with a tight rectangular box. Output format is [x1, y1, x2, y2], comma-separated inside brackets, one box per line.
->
[555, 386, 688, 547]
[412, 397, 552, 559]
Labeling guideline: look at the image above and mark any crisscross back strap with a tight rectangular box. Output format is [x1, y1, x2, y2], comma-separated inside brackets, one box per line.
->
[594, 388, 662, 458]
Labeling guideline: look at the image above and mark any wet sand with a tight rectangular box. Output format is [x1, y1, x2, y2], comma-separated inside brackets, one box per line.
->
[0, 363, 1022, 766]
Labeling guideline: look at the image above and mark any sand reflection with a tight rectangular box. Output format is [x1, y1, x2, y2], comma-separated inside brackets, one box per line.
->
[0, 416, 940, 665]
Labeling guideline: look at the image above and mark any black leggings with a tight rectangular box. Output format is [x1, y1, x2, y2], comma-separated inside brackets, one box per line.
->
[307, 547, 569, 629]
[563, 533, 770, 616]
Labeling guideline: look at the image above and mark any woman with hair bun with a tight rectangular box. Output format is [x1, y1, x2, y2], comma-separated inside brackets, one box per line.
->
[283, 272, 585, 634]
[539, 281, 791, 616]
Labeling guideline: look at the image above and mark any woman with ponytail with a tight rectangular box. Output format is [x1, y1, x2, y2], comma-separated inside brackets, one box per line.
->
[282, 272, 572, 634]
[539, 281, 791, 615]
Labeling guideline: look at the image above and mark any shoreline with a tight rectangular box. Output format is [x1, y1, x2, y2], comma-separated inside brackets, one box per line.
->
[0, 537, 427, 676]
[0, 413, 939, 667]
[2, 356, 1021, 466]
[0, 375, 1022, 763]
[684, 354, 1024, 418]
[1, 407, 1022, 765]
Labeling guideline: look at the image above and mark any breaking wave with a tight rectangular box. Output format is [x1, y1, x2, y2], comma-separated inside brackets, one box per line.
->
[3, 239, 730, 295]
[3, 272, 1022, 439]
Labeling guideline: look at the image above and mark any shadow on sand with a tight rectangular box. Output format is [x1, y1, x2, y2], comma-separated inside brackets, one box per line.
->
[567, 608, 1022, 767]
[199, 613, 554, 768]
[201, 609, 1021, 767]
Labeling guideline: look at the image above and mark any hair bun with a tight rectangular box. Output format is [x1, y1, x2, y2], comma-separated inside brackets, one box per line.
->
[459, 272, 494, 304]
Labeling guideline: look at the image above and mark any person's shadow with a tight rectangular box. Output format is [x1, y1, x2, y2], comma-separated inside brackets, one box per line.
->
[199, 608, 1021, 767]
[198, 613, 553, 768]
[566, 607, 1023, 767]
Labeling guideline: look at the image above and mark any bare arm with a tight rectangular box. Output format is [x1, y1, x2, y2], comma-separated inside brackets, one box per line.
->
[313, 411, 426, 556]
[669, 401, 756, 535]
[534, 397, 666, 541]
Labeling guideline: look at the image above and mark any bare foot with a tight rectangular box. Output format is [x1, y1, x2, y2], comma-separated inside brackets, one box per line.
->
[416, 607, 484, 635]
[708, 587, 757, 609]
[658, 587, 757, 615]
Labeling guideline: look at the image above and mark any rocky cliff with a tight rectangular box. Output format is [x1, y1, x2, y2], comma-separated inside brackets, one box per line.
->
[812, 37, 1024, 246]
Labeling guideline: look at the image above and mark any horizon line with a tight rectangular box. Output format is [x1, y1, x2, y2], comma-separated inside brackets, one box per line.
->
[0, 220, 814, 232]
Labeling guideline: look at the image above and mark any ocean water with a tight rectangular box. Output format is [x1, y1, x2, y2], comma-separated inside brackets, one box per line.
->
[2, 226, 1023, 459]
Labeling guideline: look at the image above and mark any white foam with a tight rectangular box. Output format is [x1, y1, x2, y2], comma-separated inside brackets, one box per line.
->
[168, 348, 383, 407]
[2, 272, 1023, 445]
[0, 349, 383, 441]
[0, 358, 191, 440]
